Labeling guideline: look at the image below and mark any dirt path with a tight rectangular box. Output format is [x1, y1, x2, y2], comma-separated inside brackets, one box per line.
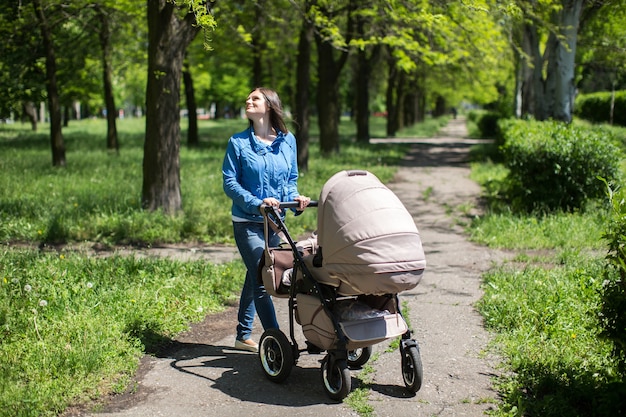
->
[74, 118, 509, 417]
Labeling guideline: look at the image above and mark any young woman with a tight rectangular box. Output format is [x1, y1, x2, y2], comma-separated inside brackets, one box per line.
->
[222, 87, 310, 352]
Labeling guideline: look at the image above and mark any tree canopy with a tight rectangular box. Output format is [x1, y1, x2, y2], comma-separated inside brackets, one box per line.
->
[1, 0, 625, 211]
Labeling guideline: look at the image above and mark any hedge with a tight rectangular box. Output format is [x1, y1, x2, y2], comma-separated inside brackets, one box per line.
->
[498, 118, 622, 212]
[575, 91, 626, 127]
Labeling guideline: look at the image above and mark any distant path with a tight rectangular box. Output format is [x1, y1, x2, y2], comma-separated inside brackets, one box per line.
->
[72, 117, 509, 417]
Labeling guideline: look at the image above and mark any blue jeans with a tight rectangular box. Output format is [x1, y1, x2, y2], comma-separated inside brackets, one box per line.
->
[233, 221, 280, 341]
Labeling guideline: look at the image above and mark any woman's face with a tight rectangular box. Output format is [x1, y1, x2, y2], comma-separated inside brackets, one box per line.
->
[245, 89, 269, 120]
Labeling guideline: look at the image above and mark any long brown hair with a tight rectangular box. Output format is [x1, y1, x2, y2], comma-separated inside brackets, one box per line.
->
[248, 87, 289, 134]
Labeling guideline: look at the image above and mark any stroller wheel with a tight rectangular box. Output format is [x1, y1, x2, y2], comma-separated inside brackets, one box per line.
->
[401, 343, 423, 392]
[347, 346, 372, 369]
[259, 329, 294, 383]
[321, 355, 351, 401]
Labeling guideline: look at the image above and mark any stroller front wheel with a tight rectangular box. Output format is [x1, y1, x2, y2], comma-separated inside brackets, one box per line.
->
[259, 329, 294, 383]
[401, 343, 423, 393]
[321, 355, 351, 401]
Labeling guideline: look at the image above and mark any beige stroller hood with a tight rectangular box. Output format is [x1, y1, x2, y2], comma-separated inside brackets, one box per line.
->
[316, 170, 426, 295]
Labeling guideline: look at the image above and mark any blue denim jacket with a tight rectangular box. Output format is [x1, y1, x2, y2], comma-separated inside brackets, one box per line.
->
[222, 126, 300, 222]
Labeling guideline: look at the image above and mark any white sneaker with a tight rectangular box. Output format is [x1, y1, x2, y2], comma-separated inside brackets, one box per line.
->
[234, 339, 258, 353]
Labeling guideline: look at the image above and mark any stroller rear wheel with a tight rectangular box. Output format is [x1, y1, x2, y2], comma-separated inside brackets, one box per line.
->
[401, 341, 423, 392]
[321, 355, 351, 401]
[259, 329, 294, 383]
[347, 346, 372, 369]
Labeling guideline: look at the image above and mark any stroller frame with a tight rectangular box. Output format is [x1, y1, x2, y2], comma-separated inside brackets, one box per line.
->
[258, 202, 423, 400]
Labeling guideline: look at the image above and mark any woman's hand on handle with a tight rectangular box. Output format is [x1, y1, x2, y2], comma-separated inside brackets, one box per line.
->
[294, 195, 311, 211]
[261, 197, 281, 213]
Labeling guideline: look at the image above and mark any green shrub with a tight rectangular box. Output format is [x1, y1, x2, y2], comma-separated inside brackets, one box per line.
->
[575, 91, 626, 127]
[477, 111, 502, 139]
[499, 119, 622, 212]
[601, 183, 626, 371]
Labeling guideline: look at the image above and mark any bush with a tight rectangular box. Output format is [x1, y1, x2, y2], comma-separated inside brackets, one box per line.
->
[476, 111, 502, 139]
[601, 184, 626, 371]
[575, 91, 626, 127]
[499, 119, 622, 212]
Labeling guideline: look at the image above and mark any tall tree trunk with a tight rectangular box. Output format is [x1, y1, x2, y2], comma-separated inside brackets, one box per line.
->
[386, 54, 398, 137]
[294, 2, 313, 172]
[183, 60, 199, 147]
[521, 1, 584, 122]
[418, 90, 426, 122]
[521, 21, 543, 118]
[394, 71, 406, 130]
[314, 1, 353, 155]
[97, 5, 119, 153]
[63, 105, 70, 127]
[544, 0, 583, 122]
[354, 13, 380, 143]
[142, 0, 199, 213]
[355, 47, 370, 143]
[316, 40, 343, 155]
[33, 0, 65, 167]
[433, 95, 446, 117]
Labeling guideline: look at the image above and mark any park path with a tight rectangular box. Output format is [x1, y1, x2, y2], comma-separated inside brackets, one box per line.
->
[74, 117, 509, 417]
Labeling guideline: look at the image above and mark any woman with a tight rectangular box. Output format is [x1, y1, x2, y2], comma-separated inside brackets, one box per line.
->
[222, 87, 310, 352]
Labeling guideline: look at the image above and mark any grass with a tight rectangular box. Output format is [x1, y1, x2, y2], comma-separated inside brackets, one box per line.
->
[0, 115, 440, 417]
[468, 132, 626, 417]
[0, 249, 246, 417]
[0, 116, 417, 246]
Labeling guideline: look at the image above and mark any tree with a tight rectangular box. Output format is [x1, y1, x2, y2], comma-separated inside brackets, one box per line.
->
[352, 4, 381, 143]
[513, 0, 608, 122]
[576, 0, 626, 93]
[141, 0, 206, 213]
[294, 0, 314, 171]
[0, 2, 46, 128]
[95, 3, 119, 152]
[183, 57, 199, 146]
[32, 0, 66, 166]
[312, 0, 355, 155]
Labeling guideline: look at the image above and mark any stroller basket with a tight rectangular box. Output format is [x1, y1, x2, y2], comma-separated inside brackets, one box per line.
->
[296, 293, 408, 350]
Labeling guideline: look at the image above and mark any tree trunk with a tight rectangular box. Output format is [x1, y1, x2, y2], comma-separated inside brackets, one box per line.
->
[142, 0, 199, 213]
[394, 71, 406, 130]
[544, 0, 583, 122]
[386, 54, 398, 137]
[316, 39, 342, 155]
[418, 91, 426, 122]
[354, 15, 380, 143]
[314, 1, 353, 155]
[521, 0, 583, 122]
[183, 60, 199, 147]
[355, 47, 370, 143]
[63, 105, 69, 127]
[433, 95, 446, 118]
[22, 102, 37, 131]
[33, 0, 65, 167]
[520, 21, 543, 118]
[294, 3, 313, 172]
[97, 6, 119, 153]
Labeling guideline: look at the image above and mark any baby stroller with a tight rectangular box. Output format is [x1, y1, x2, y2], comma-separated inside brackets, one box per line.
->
[258, 170, 426, 400]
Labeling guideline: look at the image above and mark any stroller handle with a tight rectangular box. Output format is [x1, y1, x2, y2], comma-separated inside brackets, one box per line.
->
[261, 201, 318, 214]
[279, 200, 318, 209]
